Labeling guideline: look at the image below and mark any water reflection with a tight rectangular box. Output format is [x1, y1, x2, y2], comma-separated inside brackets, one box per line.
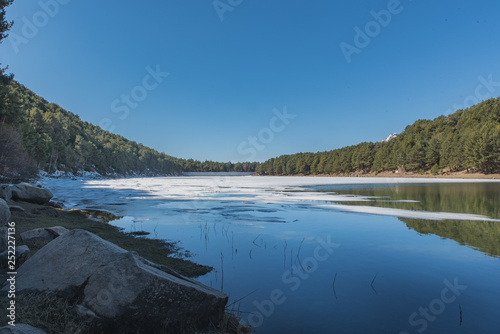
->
[401, 218, 500, 259]
[307, 183, 500, 219]
[43, 178, 500, 333]
[306, 183, 500, 259]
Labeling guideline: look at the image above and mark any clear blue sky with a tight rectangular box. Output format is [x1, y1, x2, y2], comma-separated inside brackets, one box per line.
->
[1, 0, 500, 162]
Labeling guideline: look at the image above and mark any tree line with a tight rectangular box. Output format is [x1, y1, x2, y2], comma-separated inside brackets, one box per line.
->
[1, 74, 498, 179]
[2, 75, 498, 179]
[0, 78, 256, 178]
[1, 0, 498, 178]
[256, 97, 500, 176]
[0, 2, 258, 178]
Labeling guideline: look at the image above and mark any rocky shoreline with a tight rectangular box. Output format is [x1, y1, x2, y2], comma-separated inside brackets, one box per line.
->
[0, 183, 250, 334]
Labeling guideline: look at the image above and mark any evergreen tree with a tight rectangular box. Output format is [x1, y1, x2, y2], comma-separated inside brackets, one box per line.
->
[256, 98, 500, 176]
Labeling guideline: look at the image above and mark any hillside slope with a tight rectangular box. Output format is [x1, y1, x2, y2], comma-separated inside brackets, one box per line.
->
[1, 74, 498, 179]
[0, 77, 257, 178]
[256, 98, 500, 175]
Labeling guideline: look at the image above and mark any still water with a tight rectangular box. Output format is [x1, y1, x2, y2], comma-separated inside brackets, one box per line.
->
[43, 176, 500, 333]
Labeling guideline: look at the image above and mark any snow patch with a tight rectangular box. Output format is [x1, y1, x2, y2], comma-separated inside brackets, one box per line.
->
[382, 133, 398, 142]
[42, 176, 500, 222]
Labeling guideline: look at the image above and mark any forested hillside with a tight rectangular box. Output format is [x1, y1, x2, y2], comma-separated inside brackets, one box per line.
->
[256, 98, 500, 175]
[0, 77, 257, 178]
[1, 73, 498, 179]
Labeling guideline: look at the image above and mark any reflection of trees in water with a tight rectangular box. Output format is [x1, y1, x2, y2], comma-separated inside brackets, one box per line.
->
[317, 183, 500, 259]
[329, 183, 500, 220]
[401, 218, 500, 259]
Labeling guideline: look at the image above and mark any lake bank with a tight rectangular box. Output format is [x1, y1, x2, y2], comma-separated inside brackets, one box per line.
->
[1, 191, 251, 334]
[5, 199, 211, 278]
[256, 170, 500, 179]
[37, 176, 500, 333]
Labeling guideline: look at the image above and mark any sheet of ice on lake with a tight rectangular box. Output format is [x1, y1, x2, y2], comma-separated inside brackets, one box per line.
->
[45, 176, 500, 222]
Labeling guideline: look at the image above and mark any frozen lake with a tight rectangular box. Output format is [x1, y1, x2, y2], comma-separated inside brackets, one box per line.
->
[42, 176, 500, 333]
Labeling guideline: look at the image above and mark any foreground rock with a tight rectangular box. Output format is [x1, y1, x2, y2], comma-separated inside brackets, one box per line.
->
[0, 227, 7, 253]
[0, 245, 30, 268]
[11, 229, 228, 332]
[0, 199, 10, 226]
[0, 324, 47, 334]
[0, 185, 11, 201]
[11, 183, 53, 205]
[20, 226, 69, 248]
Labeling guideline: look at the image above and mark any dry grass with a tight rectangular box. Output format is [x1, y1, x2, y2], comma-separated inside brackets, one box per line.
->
[0, 292, 251, 334]
[0, 292, 94, 333]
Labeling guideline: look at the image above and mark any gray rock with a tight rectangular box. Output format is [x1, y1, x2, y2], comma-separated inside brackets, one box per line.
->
[0, 185, 11, 201]
[0, 324, 47, 334]
[0, 227, 7, 253]
[0, 245, 30, 269]
[20, 226, 69, 248]
[16, 245, 31, 265]
[0, 199, 10, 226]
[16, 245, 31, 266]
[45, 226, 68, 237]
[11, 183, 53, 205]
[12, 229, 227, 332]
[19, 229, 52, 248]
[15, 230, 126, 294]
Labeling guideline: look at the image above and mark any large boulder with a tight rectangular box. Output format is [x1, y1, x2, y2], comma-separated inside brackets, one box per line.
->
[10, 230, 227, 332]
[0, 185, 11, 201]
[11, 183, 53, 205]
[0, 324, 47, 334]
[0, 199, 10, 226]
[20, 226, 69, 248]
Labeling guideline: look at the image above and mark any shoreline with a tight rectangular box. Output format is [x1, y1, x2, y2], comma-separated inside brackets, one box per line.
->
[255, 170, 500, 180]
[33, 170, 500, 183]
[0, 194, 252, 334]
[2, 192, 251, 333]
[5, 199, 212, 278]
